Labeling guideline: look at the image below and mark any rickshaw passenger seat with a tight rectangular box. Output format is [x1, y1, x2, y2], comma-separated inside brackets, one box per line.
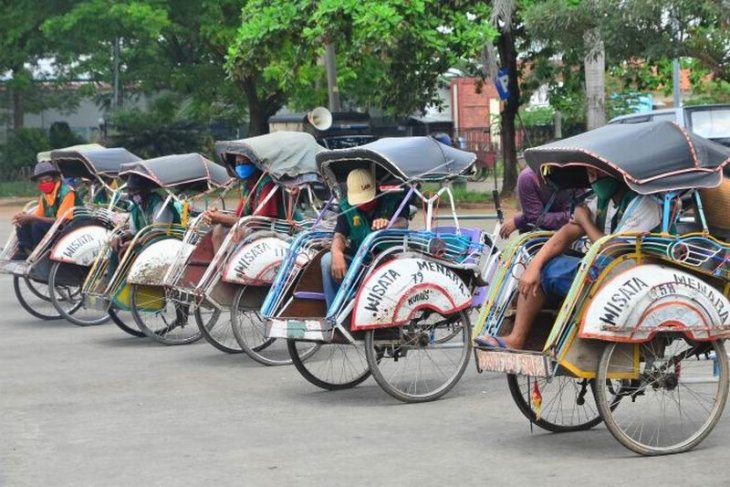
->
[294, 291, 327, 301]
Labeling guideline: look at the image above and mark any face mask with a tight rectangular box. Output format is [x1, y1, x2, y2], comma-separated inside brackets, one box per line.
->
[131, 194, 143, 205]
[235, 164, 256, 180]
[357, 200, 377, 212]
[590, 177, 621, 201]
[38, 181, 56, 194]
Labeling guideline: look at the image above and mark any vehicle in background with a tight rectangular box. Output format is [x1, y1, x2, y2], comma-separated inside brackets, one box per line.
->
[608, 104, 730, 147]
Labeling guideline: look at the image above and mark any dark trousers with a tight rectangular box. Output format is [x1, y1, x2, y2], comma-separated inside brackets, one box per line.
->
[16, 221, 53, 253]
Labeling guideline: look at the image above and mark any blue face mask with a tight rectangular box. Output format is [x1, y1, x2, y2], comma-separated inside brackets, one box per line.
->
[235, 164, 256, 180]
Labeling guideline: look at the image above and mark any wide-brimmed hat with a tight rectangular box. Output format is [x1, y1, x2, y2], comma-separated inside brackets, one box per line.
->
[31, 161, 60, 180]
[346, 167, 376, 205]
[126, 173, 156, 191]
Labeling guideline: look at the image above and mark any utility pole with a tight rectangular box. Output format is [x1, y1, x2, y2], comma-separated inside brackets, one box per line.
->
[113, 37, 121, 110]
[324, 41, 341, 112]
[672, 58, 681, 108]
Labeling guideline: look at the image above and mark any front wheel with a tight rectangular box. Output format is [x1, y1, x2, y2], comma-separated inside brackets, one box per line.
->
[129, 284, 202, 345]
[13, 275, 62, 320]
[364, 309, 471, 403]
[595, 335, 729, 456]
[48, 261, 110, 327]
[108, 306, 145, 337]
[507, 375, 607, 432]
[195, 302, 240, 354]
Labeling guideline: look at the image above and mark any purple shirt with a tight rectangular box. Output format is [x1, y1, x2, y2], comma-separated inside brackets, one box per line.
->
[514, 167, 574, 231]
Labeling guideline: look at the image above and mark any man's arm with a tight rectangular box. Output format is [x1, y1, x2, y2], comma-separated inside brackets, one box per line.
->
[330, 232, 349, 280]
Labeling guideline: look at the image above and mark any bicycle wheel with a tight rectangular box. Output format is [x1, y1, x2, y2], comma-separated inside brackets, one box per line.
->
[231, 286, 318, 366]
[507, 375, 607, 432]
[129, 284, 202, 345]
[364, 309, 471, 403]
[595, 334, 729, 455]
[108, 306, 145, 337]
[288, 340, 370, 390]
[195, 302, 240, 354]
[48, 261, 110, 326]
[13, 275, 62, 320]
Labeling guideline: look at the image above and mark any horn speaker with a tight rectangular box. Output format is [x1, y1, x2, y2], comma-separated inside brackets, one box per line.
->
[307, 106, 333, 131]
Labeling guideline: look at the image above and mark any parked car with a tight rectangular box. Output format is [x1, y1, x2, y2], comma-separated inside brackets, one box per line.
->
[609, 104, 730, 147]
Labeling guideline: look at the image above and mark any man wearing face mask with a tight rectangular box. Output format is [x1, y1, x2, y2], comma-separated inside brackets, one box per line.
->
[203, 155, 282, 252]
[320, 167, 409, 308]
[476, 167, 661, 350]
[12, 161, 80, 260]
[112, 174, 176, 253]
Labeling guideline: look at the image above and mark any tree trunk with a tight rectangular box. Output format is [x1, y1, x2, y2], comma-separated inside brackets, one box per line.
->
[584, 29, 605, 130]
[242, 77, 270, 136]
[11, 67, 26, 131]
[497, 27, 520, 197]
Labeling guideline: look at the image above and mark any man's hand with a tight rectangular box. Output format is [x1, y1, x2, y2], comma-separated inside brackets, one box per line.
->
[518, 260, 542, 298]
[202, 208, 220, 225]
[371, 218, 389, 230]
[499, 217, 517, 239]
[571, 204, 592, 227]
[12, 213, 34, 226]
[331, 251, 348, 281]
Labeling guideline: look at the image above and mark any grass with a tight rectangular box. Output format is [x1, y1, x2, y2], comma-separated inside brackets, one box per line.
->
[421, 182, 494, 204]
[0, 180, 38, 198]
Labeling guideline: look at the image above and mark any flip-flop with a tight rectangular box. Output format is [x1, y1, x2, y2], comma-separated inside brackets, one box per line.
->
[474, 336, 508, 349]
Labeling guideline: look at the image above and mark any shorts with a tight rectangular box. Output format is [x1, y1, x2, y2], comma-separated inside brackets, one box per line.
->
[540, 254, 612, 298]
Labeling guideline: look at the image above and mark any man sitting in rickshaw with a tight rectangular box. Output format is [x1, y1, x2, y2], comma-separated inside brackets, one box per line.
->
[321, 167, 409, 308]
[202, 155, 283, 252]
[12, 161, 79, 260]
[111, 174, 178, 254]
[476, 167, 661, 349]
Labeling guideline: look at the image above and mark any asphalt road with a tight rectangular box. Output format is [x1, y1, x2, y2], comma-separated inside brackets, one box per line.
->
[1, 209, 729, 487]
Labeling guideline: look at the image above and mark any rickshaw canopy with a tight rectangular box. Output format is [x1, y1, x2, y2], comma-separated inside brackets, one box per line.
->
[215, 132, 324, 187]
[316, 136, 477, 189]
[119, 153, 232, 191]
[525, 121, 730, 194]
[37, 143, 104, 163]
[51, 146, 141, 179]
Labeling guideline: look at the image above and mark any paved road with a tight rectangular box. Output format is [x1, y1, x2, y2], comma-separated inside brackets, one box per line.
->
[1, 211, 729, 487]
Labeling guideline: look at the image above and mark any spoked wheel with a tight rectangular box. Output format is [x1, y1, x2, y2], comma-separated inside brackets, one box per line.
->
[507, 375, 609, 432]
[108, 306, 145, 338]
[195, 302, 240, 354]
[288, 340, 370, 390]
[129, 284, 202, 345]
[364, 309, 472, 403]
[13, 275, 63, 320]
[48, 262, 110, 327]
[231, 286, 317, 365]
[595, 334, 729, 456]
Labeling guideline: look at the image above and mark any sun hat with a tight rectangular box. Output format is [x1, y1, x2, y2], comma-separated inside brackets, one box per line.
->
[346, 167, 376, 205]
[31, 161, 59, 180]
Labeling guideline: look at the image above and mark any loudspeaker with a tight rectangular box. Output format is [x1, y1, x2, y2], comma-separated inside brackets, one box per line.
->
[307, 107, 333, 131]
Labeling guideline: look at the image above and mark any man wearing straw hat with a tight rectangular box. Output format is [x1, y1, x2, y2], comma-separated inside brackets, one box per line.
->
[321, 167, 409, 308]
[12, 161, 79, 260]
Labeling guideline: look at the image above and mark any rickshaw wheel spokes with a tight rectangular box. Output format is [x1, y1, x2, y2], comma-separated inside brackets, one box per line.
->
[364, 309, 472, 403]
[595, 334, 729, 456]
[48, 261, 110, 327]
[287, 340, 370, 390]
[507, 374, 608, 433]
[129, 284, 202, 346]
[13, 275, 63, 321]
[195, 302, 242, 354]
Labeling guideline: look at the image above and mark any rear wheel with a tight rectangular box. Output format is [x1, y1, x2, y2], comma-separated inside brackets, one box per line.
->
[507, 375, 607, 432]
[364, 309, 471, 403]
[48, 261, 110, 326]
[595, 334, 729, 455]
[13, 275, 62, 320]
[288, 340, 370, 390]
[195, 302, 240, 354]
[129, 284, 202, 345]
[231, 286, 317, 365]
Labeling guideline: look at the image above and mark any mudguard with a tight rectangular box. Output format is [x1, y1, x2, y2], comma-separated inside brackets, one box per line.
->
[581, 264, 730, 342]
[351, 257, 472, 331]
[126, 238, 184, 286]
[222, 237, 308, 285]
[50, 225, 110, 266]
